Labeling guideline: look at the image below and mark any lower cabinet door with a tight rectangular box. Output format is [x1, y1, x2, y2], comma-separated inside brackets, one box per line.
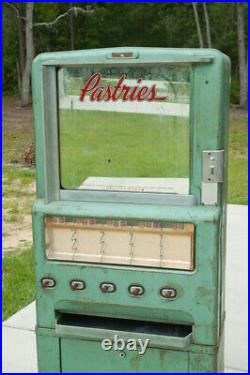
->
[60, 338, 189, 373]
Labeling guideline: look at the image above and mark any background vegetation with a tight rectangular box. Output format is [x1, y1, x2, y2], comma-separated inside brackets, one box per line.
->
[2, 2, 248, 105]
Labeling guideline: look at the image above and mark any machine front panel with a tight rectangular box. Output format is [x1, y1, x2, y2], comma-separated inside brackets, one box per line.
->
[60, 338, 189, 373]
[33, 202, 221, 345]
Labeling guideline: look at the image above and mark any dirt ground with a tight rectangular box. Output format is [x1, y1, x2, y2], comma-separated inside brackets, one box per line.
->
[2, 97, 33, 130]
[2, 211, 33, 253]
[2, 97, 35, 253]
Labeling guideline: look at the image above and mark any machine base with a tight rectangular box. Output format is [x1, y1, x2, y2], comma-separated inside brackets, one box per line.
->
[36, 327, 224, 373]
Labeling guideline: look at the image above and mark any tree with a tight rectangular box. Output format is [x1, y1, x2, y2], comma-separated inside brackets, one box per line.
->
[237, 2, 247, 109]
[69, 2, 75, 50]
[192, 2, 212, 48]
[192, 2, 204, 48]
[2, 2, 247, 105]
[21, 2, 34, 106]
[17, 3, 25, 94]
[203, 3, 212, 48]
[5, 2, 94, 106]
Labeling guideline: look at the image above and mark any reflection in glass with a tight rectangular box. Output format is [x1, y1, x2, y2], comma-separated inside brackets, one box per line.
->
[58, 65, 191, 194]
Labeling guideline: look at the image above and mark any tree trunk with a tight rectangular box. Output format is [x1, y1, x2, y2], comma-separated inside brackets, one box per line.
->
[237, 2, 247, 109]
[16, 60, 21, 95]
[203, 2, 212, 48]
[17, 2, 25, 76]
[21, 2, 34, 106]
[69, 2, 75, 50]
[192, 2, 204, 48]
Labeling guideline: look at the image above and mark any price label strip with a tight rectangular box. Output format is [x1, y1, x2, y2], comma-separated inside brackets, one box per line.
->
[45, 216, 194, 270]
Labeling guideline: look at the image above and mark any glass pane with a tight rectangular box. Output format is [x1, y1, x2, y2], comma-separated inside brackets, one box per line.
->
[58, 65, 190, 194]
[45, 216, 195, 271]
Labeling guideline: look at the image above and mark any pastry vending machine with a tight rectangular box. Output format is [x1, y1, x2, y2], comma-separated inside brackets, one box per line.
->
[32, 47, 230, 372]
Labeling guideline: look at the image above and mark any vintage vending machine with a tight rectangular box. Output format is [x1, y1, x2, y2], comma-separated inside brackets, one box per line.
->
[32, 47, 230, 372]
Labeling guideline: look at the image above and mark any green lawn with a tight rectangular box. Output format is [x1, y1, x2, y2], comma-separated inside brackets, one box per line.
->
[2, 164, 35, 187]
[2, 248, 35, 320]
[228, 113, 248, 205]
[60, 109, 189, 188]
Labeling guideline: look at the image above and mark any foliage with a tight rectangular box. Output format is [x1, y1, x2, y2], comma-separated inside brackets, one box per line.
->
[231, 76, 240, 104]
[2, 6, 19, 95]
[2, 2, 248, 103]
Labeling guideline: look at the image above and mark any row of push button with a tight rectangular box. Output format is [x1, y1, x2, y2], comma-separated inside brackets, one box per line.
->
[41, 278, 176, 299]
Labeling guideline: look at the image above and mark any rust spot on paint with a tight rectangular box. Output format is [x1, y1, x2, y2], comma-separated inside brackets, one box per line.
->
[159, 349, 167, 366]
[196, 286, 210, 297]
[130, 354, 140, 367]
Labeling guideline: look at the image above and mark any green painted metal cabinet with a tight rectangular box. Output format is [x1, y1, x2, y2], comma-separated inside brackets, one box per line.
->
[32, 47, 230, 372]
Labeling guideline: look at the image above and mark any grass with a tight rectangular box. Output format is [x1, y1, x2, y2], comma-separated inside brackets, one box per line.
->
[60, 109, 189, 188]
[2, 165, 35, 223]
[228, 113, 248, 204]
[2, 248, 35, 320]
[2, 164, 35, 186]
[5, 214, 21, 223]
[2, 166, 35, 321]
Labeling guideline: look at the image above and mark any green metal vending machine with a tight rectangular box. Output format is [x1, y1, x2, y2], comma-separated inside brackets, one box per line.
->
[32, 47, 230, 372]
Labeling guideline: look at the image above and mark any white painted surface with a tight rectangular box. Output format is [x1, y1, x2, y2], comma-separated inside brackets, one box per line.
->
[224, 205, 248, 372]
[3, 301, 36, 331]
[2, 205, 248, 373]
[2, 326, 37, 373]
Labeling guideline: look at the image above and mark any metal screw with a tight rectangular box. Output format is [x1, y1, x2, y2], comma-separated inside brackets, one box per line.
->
[120, 351, 126, 359]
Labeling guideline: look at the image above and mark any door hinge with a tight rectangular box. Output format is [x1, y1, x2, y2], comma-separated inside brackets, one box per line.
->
[202, 150, 224, 183]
